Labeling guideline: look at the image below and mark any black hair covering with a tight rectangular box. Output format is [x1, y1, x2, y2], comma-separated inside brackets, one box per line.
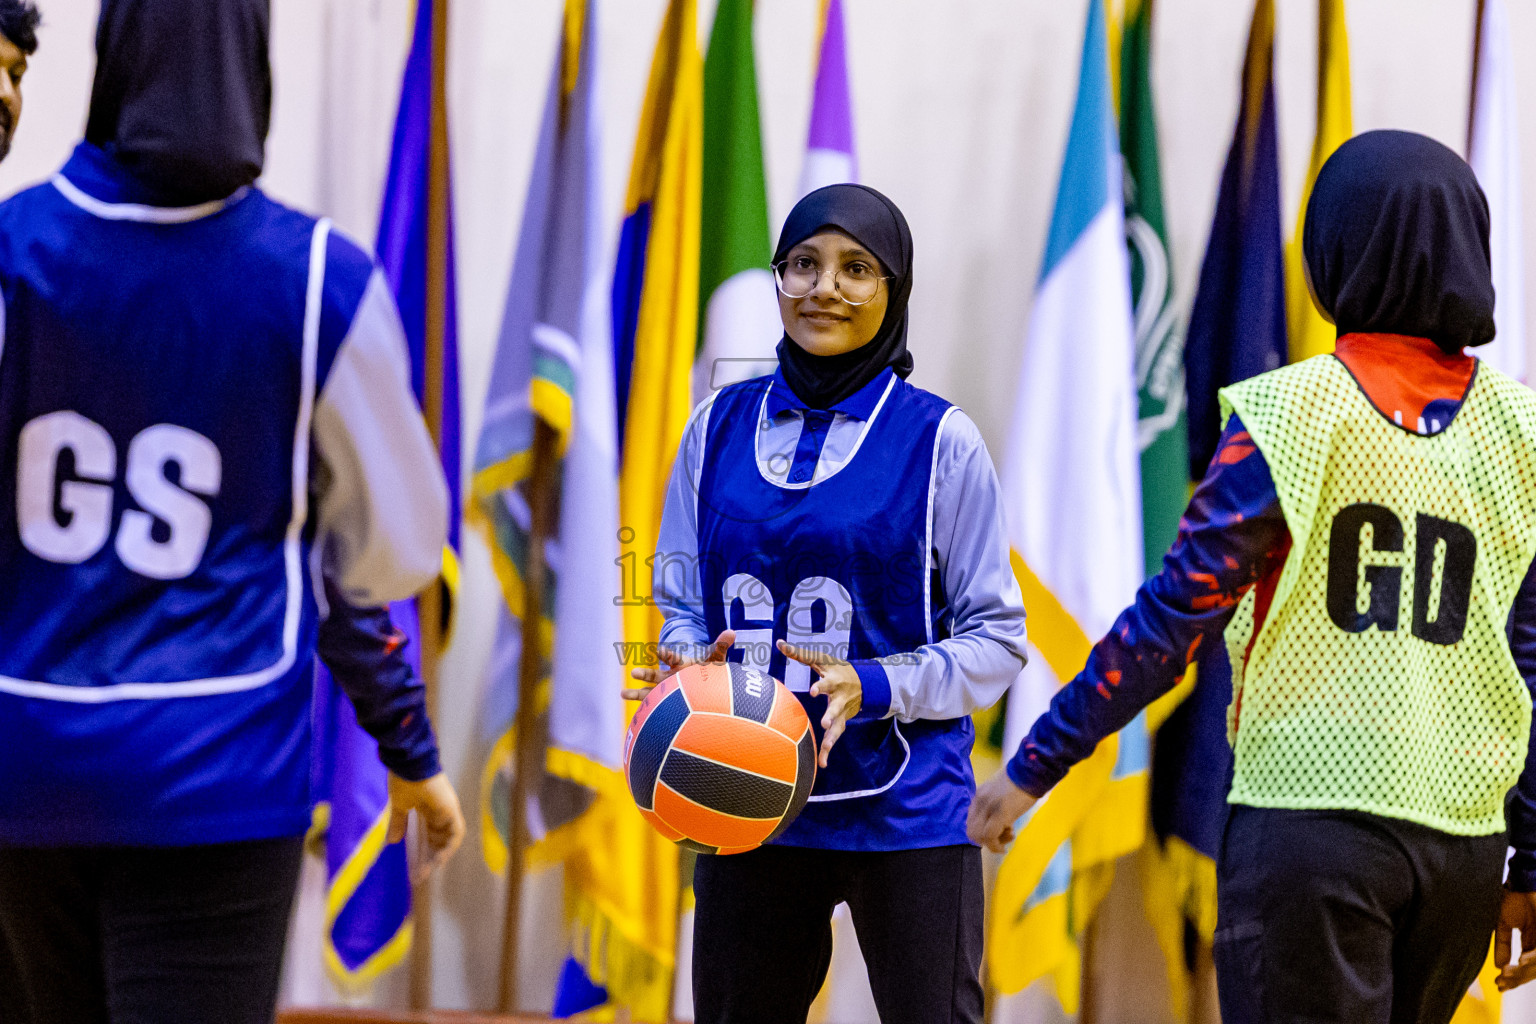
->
[1302, 129, 1495, 354]
[773, 183, 914, 409]
[85, 0, 271, 205]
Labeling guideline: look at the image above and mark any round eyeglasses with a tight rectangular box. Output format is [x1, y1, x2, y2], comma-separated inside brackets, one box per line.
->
[772, 257, 891, 306]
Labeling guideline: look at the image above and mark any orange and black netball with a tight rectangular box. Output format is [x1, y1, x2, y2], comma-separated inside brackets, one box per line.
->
[624, 663, 816, 855]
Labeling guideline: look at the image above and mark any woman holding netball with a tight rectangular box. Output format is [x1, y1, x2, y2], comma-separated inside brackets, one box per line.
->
[624, 184, 1028, 1024]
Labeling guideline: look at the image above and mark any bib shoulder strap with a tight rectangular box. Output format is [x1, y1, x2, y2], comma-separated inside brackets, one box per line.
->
[1470, 360, 1536, 437]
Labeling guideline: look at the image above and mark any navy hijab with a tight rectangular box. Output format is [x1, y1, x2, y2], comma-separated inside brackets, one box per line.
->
[85, 0, 271, 205]
[1302, 130, 1495, 354]
[773, 184, 915, 409]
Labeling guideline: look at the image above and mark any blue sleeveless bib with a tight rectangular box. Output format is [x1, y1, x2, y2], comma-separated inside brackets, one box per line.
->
[0, 145, 368, 845]
[696, 374, 976, 850]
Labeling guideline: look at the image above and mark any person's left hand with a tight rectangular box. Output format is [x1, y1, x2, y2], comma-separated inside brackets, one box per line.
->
[387, 770, 467, 885]
[967, 771, 1038, 854]
[1496, 888, 1536, 991]
[778, 640, 862, 768]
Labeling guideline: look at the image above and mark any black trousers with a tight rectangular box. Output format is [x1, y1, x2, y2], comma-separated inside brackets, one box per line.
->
[0, 837, 305, 1024]
[1213, 805, 1507, 1024]
[691, 843, 984, 1024]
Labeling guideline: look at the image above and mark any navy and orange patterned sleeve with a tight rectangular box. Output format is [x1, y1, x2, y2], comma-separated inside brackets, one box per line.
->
[317, 577, 442, 782]
[1005, 415, 1290, 797]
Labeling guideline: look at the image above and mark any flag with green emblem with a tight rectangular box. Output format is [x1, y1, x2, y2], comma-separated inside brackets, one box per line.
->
[1120, 0, 1185, 578]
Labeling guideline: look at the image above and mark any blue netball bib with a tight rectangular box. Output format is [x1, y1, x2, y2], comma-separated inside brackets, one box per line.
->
[0, 144, 368, 845]
[696, 372, 976, 850]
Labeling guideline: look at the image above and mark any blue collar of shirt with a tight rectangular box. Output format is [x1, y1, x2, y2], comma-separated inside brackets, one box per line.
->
[764, 367, 894, 421]
[58, 141, 252, 212]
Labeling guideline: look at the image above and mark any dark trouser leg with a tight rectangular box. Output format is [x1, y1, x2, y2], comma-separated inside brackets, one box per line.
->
[1388, 829, 1506, 1024]
[844, 844, 984, 1024]
[0, 926, 23, 1024]
[692, 845, 840, 1024]
[101, 837, 304, 1024]
[1215, 806, 1408, 1024]
[0, 847, 110, 1024]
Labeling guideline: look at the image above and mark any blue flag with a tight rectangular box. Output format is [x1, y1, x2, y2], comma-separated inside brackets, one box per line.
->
[311, 664, 413, 986]
[1143, 1, 1287, 1013]
[310, 0, 459, 990]
[1181, 0, 1287, 480]
[551, 956, 609, 1018]
[1160, 0, 1287, 871]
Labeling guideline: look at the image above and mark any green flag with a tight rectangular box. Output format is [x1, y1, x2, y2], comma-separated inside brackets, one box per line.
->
[696, 0, 779, 395]
[1121, 0, 1186, 578]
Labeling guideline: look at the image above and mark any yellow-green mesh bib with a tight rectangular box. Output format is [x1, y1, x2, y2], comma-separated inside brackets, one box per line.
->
[1218, 355, 1536, 835]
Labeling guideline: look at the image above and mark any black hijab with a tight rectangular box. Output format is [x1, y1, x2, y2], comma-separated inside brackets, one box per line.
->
[85, 0, 271, 205]
[1302, 129, 1495, 354]
[773, 184, 914, 409]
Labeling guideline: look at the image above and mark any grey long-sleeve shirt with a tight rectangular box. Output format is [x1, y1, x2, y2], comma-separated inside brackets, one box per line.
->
[652, 370, 1029, 721]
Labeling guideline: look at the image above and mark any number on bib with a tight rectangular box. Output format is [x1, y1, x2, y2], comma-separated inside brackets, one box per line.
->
[721, 574, 856, 692]
[723, 572, 775, 674]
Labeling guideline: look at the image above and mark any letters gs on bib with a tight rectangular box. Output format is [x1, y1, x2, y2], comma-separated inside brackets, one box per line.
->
[16, 411, 222, 581]
[1327, 502, 1476, 646]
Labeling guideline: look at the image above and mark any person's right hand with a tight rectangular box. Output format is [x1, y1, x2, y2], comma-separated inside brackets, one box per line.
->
[966, 770, 1039, 854]
[386, 770, 466, 884]
[621, 629, 735, 701]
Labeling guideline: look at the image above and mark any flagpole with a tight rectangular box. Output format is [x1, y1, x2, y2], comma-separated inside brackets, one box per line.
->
[495, 7, 572, 1008]
[1468, 0, 1487, 155]
[498, 419, 559, 1013]
[408, 0, 451, 1009]
[1080, 915, 1101, 1024]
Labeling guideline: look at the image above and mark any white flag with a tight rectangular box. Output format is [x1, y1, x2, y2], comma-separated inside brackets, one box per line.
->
[992, 0, 1143, 1017]
[1468, 0, 1525, 381]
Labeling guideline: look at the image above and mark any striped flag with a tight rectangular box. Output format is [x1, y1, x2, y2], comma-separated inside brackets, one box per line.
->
[310, 664, 413, 989]
[615, 0, 702, 681]
[1112, 7, 1192, 1012]
[1042, 0, 1183, 957]
[798, 0, 857, 198]
[694, 0, 779, 396]
[1467, 0, 1524, 382]
[309, 0, 460, 990]
[1285, 0, 1353, 363]
[991, 0, 1142, 1011]
[468, 2, 651, 1017]
[668, 5, 777, 1004]
[1144, 0, 1286, 1014]
[1121, 0, 1184, 578]
[606, 0, 705, 1017]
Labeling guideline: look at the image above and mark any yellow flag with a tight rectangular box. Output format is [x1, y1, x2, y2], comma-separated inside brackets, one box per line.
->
[619, 1, 703, 661]
[988, 556, 1122, 999]
[1286, 0, 1353, 362]
[580, 0, 702, 1016]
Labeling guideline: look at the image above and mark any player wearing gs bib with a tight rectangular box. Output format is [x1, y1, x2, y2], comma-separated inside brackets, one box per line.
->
[971, 131, 1536, 1024]
[635, 185, 1027, 1024]
[0, 3, 460, 1022]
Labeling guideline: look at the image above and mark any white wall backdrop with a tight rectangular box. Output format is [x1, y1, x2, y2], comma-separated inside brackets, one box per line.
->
[12, 0, 1536, 1019]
